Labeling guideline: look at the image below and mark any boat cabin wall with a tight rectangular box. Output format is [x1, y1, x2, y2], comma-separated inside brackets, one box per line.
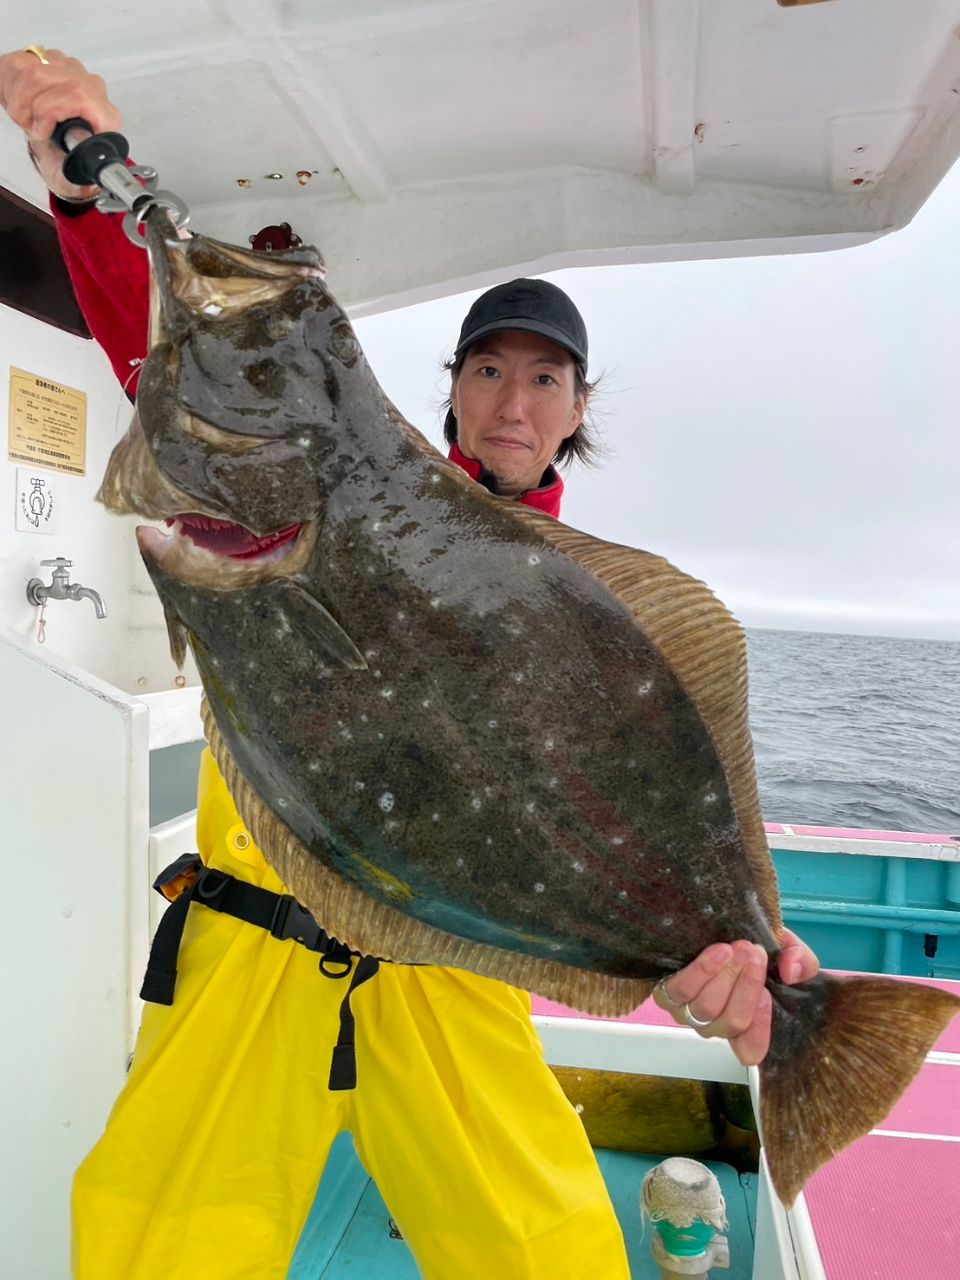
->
[1, 299, 199, 694]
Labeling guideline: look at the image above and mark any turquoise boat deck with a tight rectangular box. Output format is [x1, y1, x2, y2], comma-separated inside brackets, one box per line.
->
[769, 828, 960, 978]
[289, 1133, 758, 1278]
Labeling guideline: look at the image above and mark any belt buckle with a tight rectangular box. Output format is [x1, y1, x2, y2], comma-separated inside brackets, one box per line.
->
[270, 895, 322, 949]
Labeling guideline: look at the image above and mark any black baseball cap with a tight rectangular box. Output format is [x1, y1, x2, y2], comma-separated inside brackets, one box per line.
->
[454, 278, 588, 365]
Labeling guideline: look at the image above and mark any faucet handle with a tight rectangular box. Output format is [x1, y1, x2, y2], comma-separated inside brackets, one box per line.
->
[40, 557, 73, 570]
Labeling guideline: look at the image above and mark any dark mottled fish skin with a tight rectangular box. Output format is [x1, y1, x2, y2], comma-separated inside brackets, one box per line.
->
[99, 209, 959, 1208]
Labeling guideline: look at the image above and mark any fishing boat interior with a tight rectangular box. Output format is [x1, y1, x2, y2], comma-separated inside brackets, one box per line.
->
[2, 2, 960, 1278]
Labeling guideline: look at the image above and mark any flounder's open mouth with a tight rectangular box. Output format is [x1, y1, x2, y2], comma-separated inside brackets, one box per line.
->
[137, 515, 316, 591]
[165, 513, 304, 560]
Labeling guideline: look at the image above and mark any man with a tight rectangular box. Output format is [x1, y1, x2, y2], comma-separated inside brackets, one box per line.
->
[0, 47, 817, 1280]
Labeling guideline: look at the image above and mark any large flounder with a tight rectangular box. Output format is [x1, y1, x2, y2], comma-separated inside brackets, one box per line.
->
[99, 210, 958, 1207]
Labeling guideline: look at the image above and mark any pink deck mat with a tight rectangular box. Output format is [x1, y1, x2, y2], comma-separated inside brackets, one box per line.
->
[806, 1135, 960, 1279]
[763, 823, 959, 844]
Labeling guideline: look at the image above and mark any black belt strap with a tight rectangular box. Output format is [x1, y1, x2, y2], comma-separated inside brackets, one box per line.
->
[328, 955, 381, 1091]
[141, 855, 380, 1091]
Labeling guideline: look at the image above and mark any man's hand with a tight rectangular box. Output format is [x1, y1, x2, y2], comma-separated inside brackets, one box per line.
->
[0, 48, 121, 200]
[652, 930, 819, 1067]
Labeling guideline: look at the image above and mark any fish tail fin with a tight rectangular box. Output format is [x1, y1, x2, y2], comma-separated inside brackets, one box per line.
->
[758, 973, 959, 1206]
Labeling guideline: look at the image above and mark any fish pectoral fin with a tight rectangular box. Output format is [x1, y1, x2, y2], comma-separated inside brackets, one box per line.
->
[266, 580, 367, 670]
[759, 973, 960, 1206]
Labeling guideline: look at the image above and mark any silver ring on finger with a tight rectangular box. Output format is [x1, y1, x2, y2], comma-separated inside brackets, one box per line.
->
[682, 1003, 714, 1029]
[654, 976, 684, 1009]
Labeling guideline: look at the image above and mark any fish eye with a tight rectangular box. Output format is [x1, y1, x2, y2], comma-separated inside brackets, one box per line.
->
[265, 314, 294, 341]
[329, 321, 359, 365]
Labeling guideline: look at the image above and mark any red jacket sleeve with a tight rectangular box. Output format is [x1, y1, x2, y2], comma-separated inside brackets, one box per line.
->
[51, 199, 150, 398]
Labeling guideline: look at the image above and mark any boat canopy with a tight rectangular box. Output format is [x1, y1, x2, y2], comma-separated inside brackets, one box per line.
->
[3, 0, 960, 311]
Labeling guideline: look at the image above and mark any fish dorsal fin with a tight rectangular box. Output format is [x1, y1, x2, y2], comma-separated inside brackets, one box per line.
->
[523, 510, 781, 931]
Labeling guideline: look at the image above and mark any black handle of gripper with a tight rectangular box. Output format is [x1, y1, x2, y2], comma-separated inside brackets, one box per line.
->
[52, 116, 130, 187]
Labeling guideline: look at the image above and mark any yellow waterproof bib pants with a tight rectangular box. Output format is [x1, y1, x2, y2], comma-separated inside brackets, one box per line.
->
[72, 752, 630, 1280]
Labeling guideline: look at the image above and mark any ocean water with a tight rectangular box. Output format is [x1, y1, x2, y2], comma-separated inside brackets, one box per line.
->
[745, 629, 960, 834]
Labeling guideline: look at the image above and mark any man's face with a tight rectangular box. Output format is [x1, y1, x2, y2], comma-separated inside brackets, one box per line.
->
[452, 329, 586, 497]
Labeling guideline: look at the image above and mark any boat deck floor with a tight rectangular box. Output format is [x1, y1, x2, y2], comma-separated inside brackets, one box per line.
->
[288, 1135, 758, 1279]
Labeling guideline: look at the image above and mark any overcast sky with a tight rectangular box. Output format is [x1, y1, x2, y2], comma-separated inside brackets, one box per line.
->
[354, 163, 960, 643]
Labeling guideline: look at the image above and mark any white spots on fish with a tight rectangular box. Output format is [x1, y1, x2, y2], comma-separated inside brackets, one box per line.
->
[297, 435, 312, 448]
[380, 687, 395, 700]
[211, 656, 221, 669]
[377, 732, 385, 741]
[549, 777, 559, 789]
[704, 904, 714, 917]
[396, 611, 406, 622]
[470, 796, 482, 811]
[610, 835, 625, 847]
[246, 660, 258, 672]
[626, 759, 636, 771]
[354, 780, 365, 791]
[277, 797, 288, 809]
[484, 786, 494, 798]
[202, 303, 223, 317]
[378, 791, 395, 813]
[636, 679, 653, 697]
[456, 857, 465, 868]
[703, 790, 718, 806]
[571, 861, 585, 873]
[430, 597, 441, 609]
[486, 837, 493, 846]
[662, 916, 673, 928]
[513, 671, 525, 683]
[360, 713, 369, 723]
[574, 1103, 584, 1115]
[525, 801, 536, 813]
[421, 699, 431, 709]
[543, 737, 554, 751]
[432, 812, 441, 823]
[488, 719, 498, 729]
[618, 890, 628, 901]
[514, 827, 522, 836]
[340, 728, 353, 741]
[693, 875, 704, 887]
[385, 819, 399, 832]
[528, 554, 540, 566]
[373, 521, 382, 532]
[365, 649, 379, 661]
[453, 762, 462, 772]
[309, 760, 322, 774]
[272, 692, 283, 705]
[372, 669, 382, 679]
[431, 473, 441, 484]
[533, 882, 545, 894]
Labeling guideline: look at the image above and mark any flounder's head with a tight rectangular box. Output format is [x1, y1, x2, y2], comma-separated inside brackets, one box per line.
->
[97, 208, 371, 606]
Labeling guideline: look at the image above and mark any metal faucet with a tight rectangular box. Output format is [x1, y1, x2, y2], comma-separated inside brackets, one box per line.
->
[26, 558, 108, 619]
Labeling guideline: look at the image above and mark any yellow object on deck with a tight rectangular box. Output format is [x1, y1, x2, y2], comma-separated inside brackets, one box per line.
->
[72, 750, 629, 1279]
